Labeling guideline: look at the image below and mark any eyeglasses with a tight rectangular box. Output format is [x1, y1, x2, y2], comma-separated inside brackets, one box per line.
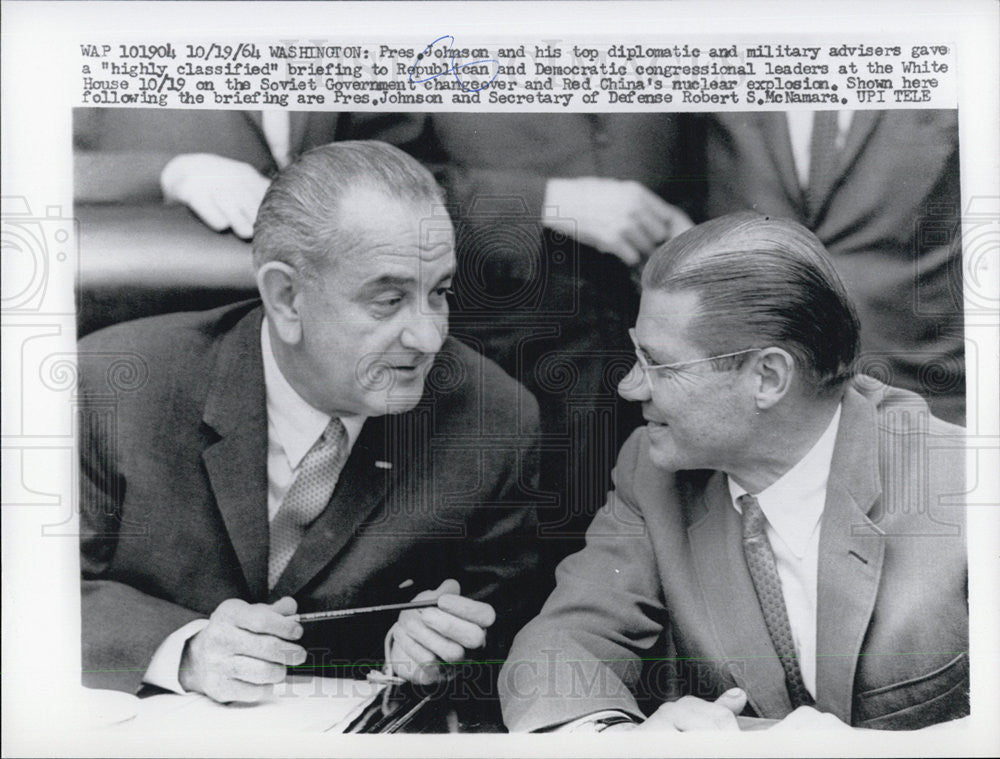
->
[628, 328, 761, 385]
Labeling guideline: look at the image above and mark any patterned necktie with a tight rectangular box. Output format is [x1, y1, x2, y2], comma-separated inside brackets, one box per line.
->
[805, 110, 841, 224]
[738, 493, 815, 709]
[268, 418, 350, 589]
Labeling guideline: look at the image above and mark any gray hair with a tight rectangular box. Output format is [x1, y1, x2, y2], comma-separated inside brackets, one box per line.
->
[252, 140, 445, 277]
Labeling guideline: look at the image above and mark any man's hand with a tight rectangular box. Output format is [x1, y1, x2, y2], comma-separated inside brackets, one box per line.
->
[389, 579, 496, 685]
[160, 153, 271, 239]
[542, 177, 694, 266]
[626, 689, 748, 731]
[771, 705, 852, 730]
[178, 596, 305, 703]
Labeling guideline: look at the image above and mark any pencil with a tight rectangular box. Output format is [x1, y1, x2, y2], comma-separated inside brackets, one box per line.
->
[293, 599, 439, 623]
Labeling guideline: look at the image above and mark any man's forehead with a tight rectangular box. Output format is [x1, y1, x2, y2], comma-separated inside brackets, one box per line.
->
[352, 232, 455, 267]
[633, 289, 706, 362]
[333, 233, 454, 289]
[338, 187, 440, 226]
[330, 246, 453, 289]
[638, 289, 701, 327]
[336, 191, 452, 256]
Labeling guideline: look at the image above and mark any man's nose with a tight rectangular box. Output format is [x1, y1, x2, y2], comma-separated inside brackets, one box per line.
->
[618, 363, 651, 402]
[400, 310, 447, 354]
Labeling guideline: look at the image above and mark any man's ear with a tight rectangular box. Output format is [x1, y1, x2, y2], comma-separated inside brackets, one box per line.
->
[752, 347, 795, 410]
[256, 261, 303, 345]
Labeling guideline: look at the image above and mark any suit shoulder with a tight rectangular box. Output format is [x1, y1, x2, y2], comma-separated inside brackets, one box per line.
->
[81, 300, 257, 349]
[434, 338, 539, 432]
[853, 378, 967, 534]
[852, 375, 964, 437]
[611, 427, 708, 518]
[615, 426, 694, 490]
[77, 301, 260, 390]
[616, 426, 647, 477]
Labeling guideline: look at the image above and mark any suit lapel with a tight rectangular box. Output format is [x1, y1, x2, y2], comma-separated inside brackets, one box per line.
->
[814, 387, 885, 723]
[243, 109, 264, 134]
[287, 112, 310, 160]
[835, 111, 881, 183]
[688, 473, 793, 718]
[757, 112, 806, 219]
[754, 111, 881, 225]
[289, 112, 340, 158]
[807, 110, 881, 228]
[201, 306, 270, 601]
[270, 414, 397, 599]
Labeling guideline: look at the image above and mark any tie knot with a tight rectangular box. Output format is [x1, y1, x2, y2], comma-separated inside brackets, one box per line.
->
[738, 493, 767, 539]
[320, 417, 348, 448]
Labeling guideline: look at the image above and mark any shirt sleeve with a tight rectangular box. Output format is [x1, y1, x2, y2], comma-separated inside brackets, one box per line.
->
[142, 619, 210, 694]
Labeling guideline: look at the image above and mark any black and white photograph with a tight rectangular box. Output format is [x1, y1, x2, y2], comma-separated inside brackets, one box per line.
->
[2, 2, 998, 756]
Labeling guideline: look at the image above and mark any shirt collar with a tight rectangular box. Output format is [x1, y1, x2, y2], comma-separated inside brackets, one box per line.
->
[728, 404, 842, 558]
[261, 319, 365, 469]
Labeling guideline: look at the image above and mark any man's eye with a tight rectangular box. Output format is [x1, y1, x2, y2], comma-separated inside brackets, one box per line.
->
[372, 295, 404, 314]
[428, 286, 454, 303]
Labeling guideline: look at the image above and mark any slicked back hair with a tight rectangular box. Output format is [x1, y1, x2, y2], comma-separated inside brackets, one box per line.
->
[641, 212, 861, 396]
[252, 140, 446, 278]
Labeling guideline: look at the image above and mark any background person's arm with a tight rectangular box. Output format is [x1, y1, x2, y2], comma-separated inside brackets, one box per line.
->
[72, 107, 277, 205]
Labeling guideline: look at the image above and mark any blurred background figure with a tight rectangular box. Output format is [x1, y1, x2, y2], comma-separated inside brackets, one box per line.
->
[72, 109, 426, 335]
[420, 114, 704, 580]
[704, 110, 964, 424]
[75, 109, 427, 237]
[76, 109, 330, 237]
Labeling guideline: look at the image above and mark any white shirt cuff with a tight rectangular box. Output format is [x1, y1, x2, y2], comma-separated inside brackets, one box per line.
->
[142, 618, 209, 693]
[369, 623, 405, 685]
[159, 155, 185, 203]
[555, 709, 641, 732]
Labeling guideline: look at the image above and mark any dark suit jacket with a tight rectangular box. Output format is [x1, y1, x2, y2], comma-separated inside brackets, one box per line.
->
[73, 109, 428, 202]
[79, 301, 540, 693]
[705, 110, 964, 424]
[500, 378, 968, 731]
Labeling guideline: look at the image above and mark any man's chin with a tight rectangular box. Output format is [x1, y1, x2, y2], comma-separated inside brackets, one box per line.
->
[356, 364, 430, 414]
[373, 381, 427, 415]
[646, 430, 686, 472]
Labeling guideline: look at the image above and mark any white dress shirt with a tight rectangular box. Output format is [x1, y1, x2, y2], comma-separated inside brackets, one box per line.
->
[260, 320, 365, 519]
[727, 404, 842, 698]
[785, 111, 854, 190]
[143, 318, 364, 692]
[260, 110, 292, 169]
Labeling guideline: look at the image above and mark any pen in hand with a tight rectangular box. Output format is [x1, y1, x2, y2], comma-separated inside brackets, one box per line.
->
[292, 599, 439, 624]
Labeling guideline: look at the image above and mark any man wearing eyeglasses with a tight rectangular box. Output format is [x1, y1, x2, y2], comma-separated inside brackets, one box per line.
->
[499, 212, 968, 732]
